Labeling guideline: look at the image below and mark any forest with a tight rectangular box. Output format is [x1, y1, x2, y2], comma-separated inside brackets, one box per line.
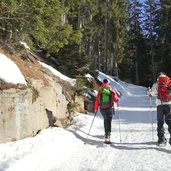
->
[0, 0, 171, 87]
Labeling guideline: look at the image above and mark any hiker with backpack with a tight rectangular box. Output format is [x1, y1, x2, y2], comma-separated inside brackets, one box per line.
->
[94, 78, 119, 143]
[148, 72, 171, 146]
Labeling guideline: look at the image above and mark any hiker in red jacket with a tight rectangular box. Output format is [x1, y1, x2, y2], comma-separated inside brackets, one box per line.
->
[94, 78, 119, 142]
[148, 72, 171, 146]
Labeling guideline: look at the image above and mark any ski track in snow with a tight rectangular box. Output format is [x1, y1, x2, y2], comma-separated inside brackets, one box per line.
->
[1, 53, 171, 171]
[57, 93, 171, 171]
[1, 79, 171, 171]
[60, 125, 171, 171]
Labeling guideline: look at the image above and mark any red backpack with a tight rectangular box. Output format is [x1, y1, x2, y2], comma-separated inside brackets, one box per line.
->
[157, 75, 171, 101]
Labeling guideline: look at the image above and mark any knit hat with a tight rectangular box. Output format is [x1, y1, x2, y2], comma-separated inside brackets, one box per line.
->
[158, 72, 167, 77]
[103, 79, 108, 83]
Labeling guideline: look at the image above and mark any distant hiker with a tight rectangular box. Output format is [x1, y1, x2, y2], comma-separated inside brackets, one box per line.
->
[148, 72, 171, 146]
[94, 78, 119, 143]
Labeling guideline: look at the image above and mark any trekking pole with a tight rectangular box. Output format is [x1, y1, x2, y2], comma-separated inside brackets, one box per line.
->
[117, 104, 122, 143]
[149, 96, 154, 141]
[84, 111, 97, 144]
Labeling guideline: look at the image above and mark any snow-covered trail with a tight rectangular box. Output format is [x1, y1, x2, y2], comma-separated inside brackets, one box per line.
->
[1, 53, 171, 171]
[57, 92, 171, 171]
[0, 84, 171, 171]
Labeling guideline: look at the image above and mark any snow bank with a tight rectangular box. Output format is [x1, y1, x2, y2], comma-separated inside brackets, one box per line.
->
[0, 53, 26, 85]
[39, 61, 76, 86]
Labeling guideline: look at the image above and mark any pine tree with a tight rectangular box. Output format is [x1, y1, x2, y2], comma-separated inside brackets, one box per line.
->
[0, 0, 26, 44]
[123, 0, 146, 85]
[157, 0, 171, 75]
[108, 0, 129, 76]
[143, 0, 160, 83]
[22, 0, 81, 54]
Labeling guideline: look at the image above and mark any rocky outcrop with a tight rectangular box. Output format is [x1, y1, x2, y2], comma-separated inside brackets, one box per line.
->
[0, 50, 82, 143]
[0, 76, 74, 143]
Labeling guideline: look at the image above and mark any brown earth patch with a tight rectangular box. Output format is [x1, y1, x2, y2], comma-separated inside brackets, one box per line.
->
[0, 48, 75, 102]
[0, 48, 49, 89]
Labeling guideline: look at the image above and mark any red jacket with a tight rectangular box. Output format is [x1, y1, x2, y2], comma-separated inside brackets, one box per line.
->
[94, 83, 119, 112]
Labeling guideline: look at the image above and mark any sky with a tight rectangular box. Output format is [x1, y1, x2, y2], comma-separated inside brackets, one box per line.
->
[0, 53, 171, 171]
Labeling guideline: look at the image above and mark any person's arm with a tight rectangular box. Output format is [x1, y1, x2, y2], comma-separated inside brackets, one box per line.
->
[94, 90, 101, 112]
[111, 88, 119, 104]
[148, 83, 157, 97]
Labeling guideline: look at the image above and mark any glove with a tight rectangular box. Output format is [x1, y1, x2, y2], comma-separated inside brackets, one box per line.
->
[117, 103, 119, 108]
[149, 93, 152, 97]
[94, 108, 98, 113]
[167, 86, 171, 90]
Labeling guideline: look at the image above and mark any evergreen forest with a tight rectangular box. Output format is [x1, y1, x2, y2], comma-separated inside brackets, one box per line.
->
[1, 0, 171, 87]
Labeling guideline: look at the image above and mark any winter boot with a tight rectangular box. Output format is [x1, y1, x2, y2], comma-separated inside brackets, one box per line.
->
[157, 136, 167, 146]
[104, 133, 111, 144]
[169, 138, 171, 145]
[107, 132, 111, 139]
[104, 134, 108, 141]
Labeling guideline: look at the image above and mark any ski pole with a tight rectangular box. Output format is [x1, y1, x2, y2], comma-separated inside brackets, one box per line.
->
[149, 96, 154, 141]
[84, 111, 97, 144]
[117, 104, 122, 143]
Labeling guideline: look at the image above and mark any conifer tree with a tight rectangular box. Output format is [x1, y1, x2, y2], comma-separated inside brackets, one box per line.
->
[143, 0, 160, 83]
[157, 0, 171, 75]
[122, 0, 146, 85]
[108, 0, 128, 76]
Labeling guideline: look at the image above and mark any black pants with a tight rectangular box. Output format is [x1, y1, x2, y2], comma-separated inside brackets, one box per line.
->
[157, 104, 171, 138]
[100, 108, 114, 136]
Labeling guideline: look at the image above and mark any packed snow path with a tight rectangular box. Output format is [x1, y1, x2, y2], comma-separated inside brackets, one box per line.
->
[1, 52, 171, 171]
[0, 84, 171, 171]
[62, 95, 171, 171]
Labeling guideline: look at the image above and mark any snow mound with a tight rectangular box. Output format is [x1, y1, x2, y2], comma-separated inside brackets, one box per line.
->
[39, 61, 76, 86]
[0, 53, 26, 85]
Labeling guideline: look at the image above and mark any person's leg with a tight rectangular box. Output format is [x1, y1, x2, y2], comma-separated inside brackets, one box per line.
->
[164, 105, 171, 144]
[100, 109, 108, 137]
[157, 105, 165, 143]
[100, 108, 113, 138]
[105, 108, 113, 138]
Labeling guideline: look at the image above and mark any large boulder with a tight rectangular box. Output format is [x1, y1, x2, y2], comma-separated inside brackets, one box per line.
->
[0, 78, 71, 143]
[0, 50, 76, 143]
